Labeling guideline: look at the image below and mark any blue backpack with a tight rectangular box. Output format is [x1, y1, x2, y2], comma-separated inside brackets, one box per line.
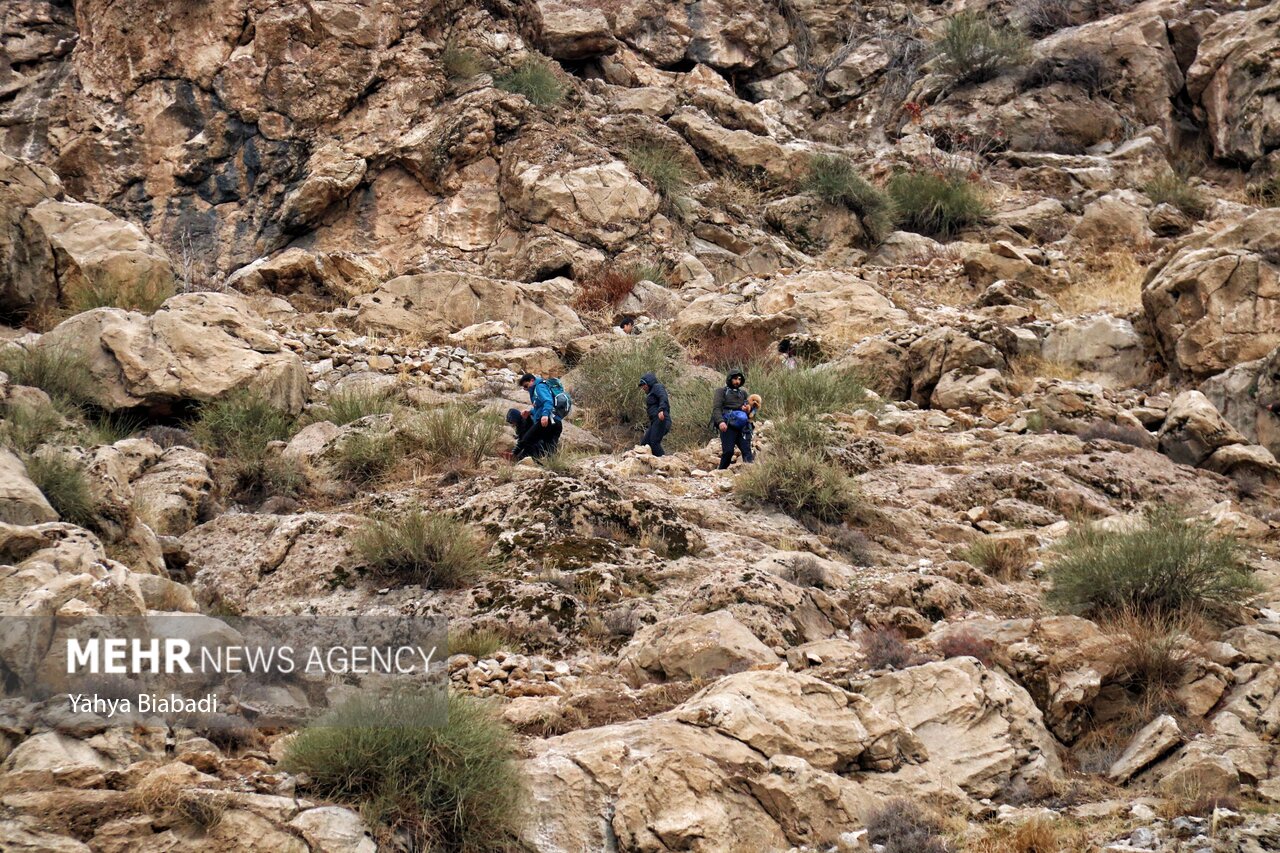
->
[543, 378, 572, 420]
[725, 409, 750, 429]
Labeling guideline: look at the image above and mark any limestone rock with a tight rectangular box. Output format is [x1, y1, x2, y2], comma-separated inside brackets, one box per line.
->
[2, 732, 114, 773]
[0, 448, 57, 525]
[858, 658, 1065, 799]
[1143, 209, 1280, 379]
[288, 806, 378, 853]
[1070, 191, 1153, 245]
[668, 107, 806, 182]
[0, 152, 62, 315]
[129, 447, 216, 536]
[1199, 344, 1280, 461]
[538, 1, 617, 60]
[931, 367, 1009, 411]
[1041, 315, 1148, 388]
[520, 670, 921, 852]
[1157, 744, 1239, 797]
[617, 610, 780, 685]
[1108, 715, 1182, 783]
[353, 272, 587, 346]
[1157, 390, 1247, 467]
[36, 292, 307, 414]
[1186, 1, 1280, 164]
[672, 270, 908, 347]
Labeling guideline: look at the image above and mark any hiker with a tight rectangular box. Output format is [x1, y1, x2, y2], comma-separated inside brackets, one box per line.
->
[505, 408, 538, 458]
[638, 372, 671, 457]
[711, 369, 755, 469]
[513, 373, 563, 460]
[616, 316, 637, 336]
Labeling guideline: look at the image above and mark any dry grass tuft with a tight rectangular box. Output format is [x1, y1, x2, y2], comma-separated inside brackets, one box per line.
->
[1055, 248, 1148, 314]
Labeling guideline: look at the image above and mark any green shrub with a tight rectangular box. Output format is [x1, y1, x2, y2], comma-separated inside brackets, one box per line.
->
[495, 56, 564, 106]
[193, 390, 298, 457]
[572, 335, 715, 452]
[571, 334, 685, 434]
[888, 170, 989, 237]
[312, 387, 398, 427]
[283, 690, 524, 849]
[626, 145, 693, 206]
[333, 426, 397, 483]
[627, 261, 669, 287]
[746, 361, 871, 419]
[26, 453, 98, 527]
[449, 626, 506, 659]
[736, 441, 863, 524]
[400, 405, 502, 471]
[355, 508, 492, 588]
[0, 402, 65, 453]
[63, 273, 174, 315]
[192, 390, 300, 500]
[934, 12, 1030, 86]
[960, 536, 1032, 579]
[1047, 506, 1257, 617]
[440, 45, 486, 80]
[0, 346, 96, 412]
[1141, 173, 1208, 220]
[802, 154, 895, 240]
[81, 411, 144, 447]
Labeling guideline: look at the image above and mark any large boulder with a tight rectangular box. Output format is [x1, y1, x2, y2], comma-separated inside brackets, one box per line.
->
[0, 449, 58, 526]
[0, 153, 62, 316]
[36, 292, 307, 414]
[1186, 0, 1280, 165]
[538, 1, 617, 60]
[1142, 209, 1280, 379]
[1157, 390, 1248, 467]
[858, 658, 1065, 799]
[919, 1, 1182, 154]
[1200, 344, 1280, 460]
[904, 327, 1007, 409]
[928, 616, 1119, 743]
[501, 134, 659, 250]
[25, 200, 175, 310]
[353, 272, 587, 346]
[617, 610, 780, 685]
[672, 270, 908, 346]
[668, 107, 807, 182]
[519, 670, 922, 852]
[1041, 314, 1149, 387]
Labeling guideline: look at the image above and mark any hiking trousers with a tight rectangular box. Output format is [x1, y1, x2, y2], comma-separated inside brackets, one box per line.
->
[718, 425, 754, 469]
[515, 419, 562, 460]
[642, 417, 671, 457]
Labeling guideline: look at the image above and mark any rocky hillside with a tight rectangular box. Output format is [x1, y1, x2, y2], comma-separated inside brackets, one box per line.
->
[3, 0, 1280, 850]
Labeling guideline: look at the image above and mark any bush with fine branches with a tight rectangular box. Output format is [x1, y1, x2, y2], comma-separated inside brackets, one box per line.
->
[1047, 506, 1257, 617]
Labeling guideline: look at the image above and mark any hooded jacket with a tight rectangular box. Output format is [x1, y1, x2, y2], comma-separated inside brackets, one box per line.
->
[639, 372, 670, 421]
[526, 377, 556, 422]
[711, 370, 750, 427]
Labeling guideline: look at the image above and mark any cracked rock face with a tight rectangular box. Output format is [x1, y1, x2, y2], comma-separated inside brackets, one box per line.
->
[1143, 209, 1280, 379]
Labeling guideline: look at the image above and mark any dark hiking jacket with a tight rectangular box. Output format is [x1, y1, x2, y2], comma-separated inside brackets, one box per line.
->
[639, 372, 670, 421]
[711, 370, 749, 427]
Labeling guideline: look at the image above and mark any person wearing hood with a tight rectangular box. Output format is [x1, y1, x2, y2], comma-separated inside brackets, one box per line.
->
[638, 372, 671, 457]
[711, 369, 754, 469]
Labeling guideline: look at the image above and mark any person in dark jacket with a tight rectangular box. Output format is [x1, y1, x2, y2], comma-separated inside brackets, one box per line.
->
[711, 369, 754, 469]
[513, 374, 562, 461]
[638, 372, 671, 457]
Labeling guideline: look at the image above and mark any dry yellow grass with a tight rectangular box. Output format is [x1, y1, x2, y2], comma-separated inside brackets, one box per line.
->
[961, 816, 1093, 853]
[1055, 248, 1148, 314]
[1009, 353, 1082, 393]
